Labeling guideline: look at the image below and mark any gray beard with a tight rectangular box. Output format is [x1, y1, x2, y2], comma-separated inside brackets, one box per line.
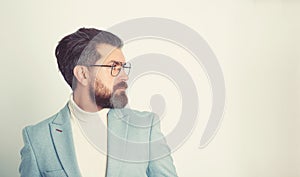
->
[109, 90, 128, 108]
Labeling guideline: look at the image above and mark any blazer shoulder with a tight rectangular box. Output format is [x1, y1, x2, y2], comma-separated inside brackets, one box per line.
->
[123, 108, 156, 117]
[122, 108, 158, 127]
[23, 112, 59, 133]
[22, 104, 69, 138]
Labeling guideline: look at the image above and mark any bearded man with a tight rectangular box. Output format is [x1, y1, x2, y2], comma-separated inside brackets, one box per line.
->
[19, 28, 178, 177]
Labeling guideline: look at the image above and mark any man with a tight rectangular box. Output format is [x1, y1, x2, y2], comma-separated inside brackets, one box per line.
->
[19, 28, 178, 177]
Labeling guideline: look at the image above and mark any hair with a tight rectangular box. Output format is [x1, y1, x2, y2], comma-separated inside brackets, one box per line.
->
[55, 27, 123, 90]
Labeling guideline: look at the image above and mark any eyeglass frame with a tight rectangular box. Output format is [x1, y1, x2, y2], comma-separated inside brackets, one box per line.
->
[87, 61, 131, 77]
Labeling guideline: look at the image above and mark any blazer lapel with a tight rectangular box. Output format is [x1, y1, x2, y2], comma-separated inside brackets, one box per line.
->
[106, 108, 129, 177]
[49, 105, 130, 177]
[49, 104, 82, 177]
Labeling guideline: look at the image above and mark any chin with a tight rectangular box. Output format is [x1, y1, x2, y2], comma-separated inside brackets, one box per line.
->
[110, 92, 128, 109]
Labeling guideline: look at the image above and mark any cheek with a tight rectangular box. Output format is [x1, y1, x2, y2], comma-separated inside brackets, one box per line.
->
[94, 80, 109, 97]
[106, 78, 115, 91]
[95, 70, 108, 84]
[95, 76, 115, 91]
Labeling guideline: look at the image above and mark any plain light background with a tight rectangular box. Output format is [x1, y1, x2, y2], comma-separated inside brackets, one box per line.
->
[1, 0, 299, 177]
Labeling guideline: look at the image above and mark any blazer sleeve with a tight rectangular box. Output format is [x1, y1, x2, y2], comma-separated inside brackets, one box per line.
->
[19, 126, 42, 177]
[146, 113, 178, 177]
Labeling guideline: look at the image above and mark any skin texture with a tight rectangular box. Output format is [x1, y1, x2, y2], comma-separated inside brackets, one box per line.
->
[72, 44, 128, 112]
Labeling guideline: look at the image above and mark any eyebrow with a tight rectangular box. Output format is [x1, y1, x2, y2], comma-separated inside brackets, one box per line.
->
[108, 60, 123, 65]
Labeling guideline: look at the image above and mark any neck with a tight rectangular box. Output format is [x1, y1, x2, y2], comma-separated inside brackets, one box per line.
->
[73, 88, 103, 112]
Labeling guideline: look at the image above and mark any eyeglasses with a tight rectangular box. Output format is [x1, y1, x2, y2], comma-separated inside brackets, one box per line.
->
[88, 62, 131, 77]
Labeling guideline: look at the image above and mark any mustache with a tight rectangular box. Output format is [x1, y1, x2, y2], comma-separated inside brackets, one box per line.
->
[113, 81, 128, 91]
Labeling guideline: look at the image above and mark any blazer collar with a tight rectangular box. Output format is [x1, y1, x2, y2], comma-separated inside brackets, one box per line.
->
[52, 104, 128, 125]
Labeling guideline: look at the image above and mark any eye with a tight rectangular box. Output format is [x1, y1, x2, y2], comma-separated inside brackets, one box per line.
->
[123, 63, 130, 68]
[112, 64, 121, 70]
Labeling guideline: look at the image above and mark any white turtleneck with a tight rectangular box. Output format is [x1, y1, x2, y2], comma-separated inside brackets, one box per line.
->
[68, 94, 110, 177]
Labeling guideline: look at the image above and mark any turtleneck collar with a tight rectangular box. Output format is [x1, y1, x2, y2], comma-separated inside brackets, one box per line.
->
[68, 93, 110, 123]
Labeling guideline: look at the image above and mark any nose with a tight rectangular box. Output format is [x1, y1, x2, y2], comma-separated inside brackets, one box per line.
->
[118, 68, 129, 81]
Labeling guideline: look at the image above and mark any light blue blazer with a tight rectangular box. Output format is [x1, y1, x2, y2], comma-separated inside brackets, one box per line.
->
[19, 104, 178, 177]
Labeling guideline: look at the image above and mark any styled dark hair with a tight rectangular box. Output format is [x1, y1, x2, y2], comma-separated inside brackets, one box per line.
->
[55, 28, 123, 89]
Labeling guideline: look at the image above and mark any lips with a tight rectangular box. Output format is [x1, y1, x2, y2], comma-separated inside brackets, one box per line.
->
[117, 87, 126, 90]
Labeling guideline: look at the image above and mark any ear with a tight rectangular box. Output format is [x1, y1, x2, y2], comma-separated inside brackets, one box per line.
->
[73, 65, 89, 86]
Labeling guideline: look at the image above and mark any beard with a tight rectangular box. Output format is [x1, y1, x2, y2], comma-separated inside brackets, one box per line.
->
[89, 79, 128, 109]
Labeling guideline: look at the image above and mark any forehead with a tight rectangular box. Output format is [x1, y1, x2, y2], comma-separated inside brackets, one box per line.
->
[95, 43, 125, 64]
